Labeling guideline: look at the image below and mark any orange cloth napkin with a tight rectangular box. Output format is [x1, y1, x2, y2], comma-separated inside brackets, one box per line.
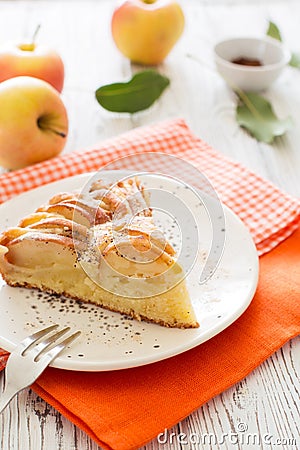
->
[0, 118, 300, 449]
[32, 230, 300, 449]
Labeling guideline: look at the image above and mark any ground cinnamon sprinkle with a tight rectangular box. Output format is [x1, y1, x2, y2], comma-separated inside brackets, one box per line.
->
[231, 57, 263, 66]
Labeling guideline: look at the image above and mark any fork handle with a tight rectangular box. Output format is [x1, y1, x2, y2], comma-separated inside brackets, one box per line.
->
[0, 383, 19, 414]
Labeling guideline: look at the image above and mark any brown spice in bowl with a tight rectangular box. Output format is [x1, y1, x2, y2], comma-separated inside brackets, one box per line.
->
[231, 57, 263, 66]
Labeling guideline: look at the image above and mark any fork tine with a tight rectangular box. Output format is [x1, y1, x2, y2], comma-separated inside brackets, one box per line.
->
[36, 331, 81, 365]
[17, 324, 59, 355]
[30, 327, 71, 361]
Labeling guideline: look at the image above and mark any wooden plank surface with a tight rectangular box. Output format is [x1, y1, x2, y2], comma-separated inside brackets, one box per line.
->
[0, 0, 299, 449]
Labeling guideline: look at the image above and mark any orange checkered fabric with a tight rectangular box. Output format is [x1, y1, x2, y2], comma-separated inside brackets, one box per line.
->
[0, 118, 299, 255]
[0, 349, 8, 371]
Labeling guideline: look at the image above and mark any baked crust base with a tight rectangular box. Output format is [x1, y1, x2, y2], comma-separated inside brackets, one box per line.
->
[5, 279, 199, 329]
[3, 277, 199, 329]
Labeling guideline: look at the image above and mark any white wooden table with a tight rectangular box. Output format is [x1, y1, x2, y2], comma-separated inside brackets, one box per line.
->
[0, 0, 299, 449]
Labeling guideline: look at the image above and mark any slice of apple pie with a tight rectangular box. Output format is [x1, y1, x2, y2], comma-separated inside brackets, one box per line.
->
[0, 177, 199, 328]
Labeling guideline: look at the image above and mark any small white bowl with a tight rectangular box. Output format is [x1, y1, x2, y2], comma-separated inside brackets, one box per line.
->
[214, 37, 290, 91]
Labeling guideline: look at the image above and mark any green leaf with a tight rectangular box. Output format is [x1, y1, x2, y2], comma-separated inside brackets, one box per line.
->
[266, 21, 300, 69]
[95, 70, 170, 113]
[266, 21, 282, 41]
[236, 91, 293, 143]
[289, 51, 300, 68]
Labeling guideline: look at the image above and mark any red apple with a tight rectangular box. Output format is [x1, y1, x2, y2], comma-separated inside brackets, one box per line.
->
[111, 0, 185, 65]
[0, 41, 64, 92]
[0, 76, 68, 170]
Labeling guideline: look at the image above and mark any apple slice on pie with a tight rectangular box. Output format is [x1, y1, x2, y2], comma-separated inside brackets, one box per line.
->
[0, 177, 199, 328]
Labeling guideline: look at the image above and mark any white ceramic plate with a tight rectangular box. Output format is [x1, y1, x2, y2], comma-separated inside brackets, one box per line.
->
[0, 172, 259, 371]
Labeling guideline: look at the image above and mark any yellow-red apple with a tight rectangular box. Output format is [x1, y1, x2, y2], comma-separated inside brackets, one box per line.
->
[0, 76, 68, 170]
[0, 42, 64, 92]
[111, 0, 185, 65]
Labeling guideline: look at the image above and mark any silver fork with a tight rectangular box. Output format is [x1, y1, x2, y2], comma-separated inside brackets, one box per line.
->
[0, 324, 81, 414]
